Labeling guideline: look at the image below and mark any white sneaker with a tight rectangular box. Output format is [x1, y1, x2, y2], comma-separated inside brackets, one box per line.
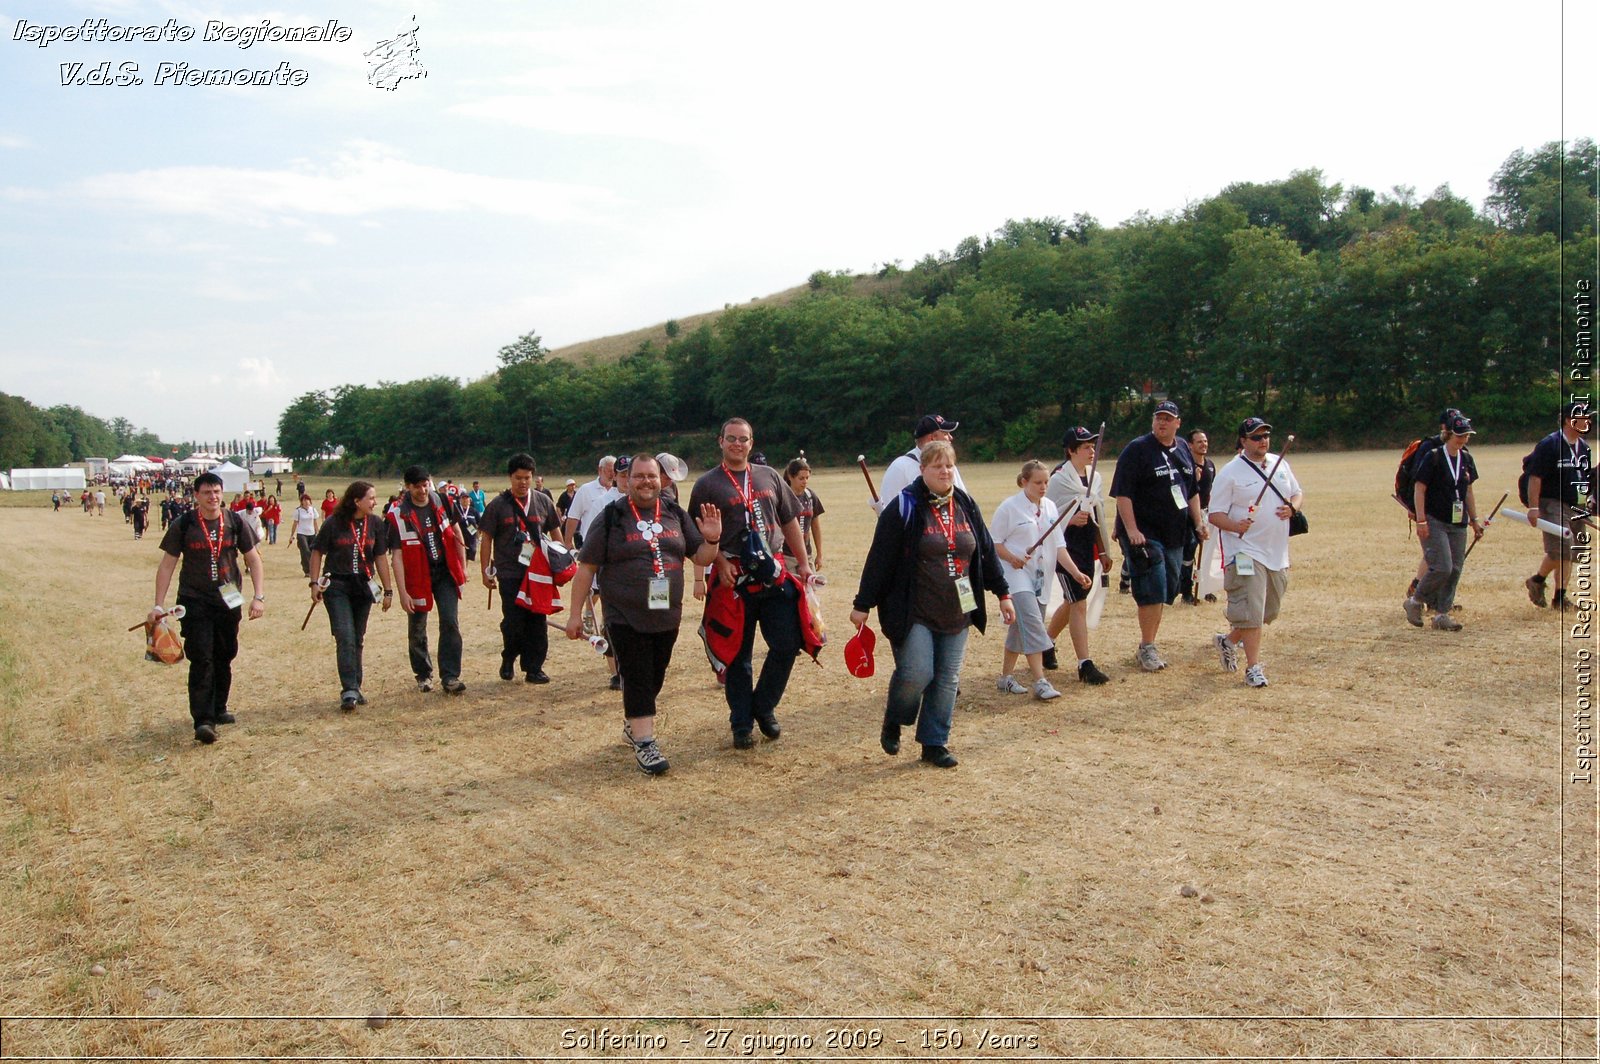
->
[1244, 664, 1268, 688]
[1213, 633, 1239, 672]
[1136, 643, 1166, 672]
[996, 675, 1027, 694]
[1032, 678, 1062, 701]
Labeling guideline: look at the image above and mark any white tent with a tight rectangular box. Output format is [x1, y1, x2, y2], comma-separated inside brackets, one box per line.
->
[250, 455, 294, 476]
[210, 461, 249, 493]
[8, 467, 87, 490]
[108, 453, 157, 477]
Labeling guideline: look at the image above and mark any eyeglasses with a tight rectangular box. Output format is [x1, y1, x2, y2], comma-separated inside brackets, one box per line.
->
[723, 436, 752, 444]
[1247, 433, 1271, 440]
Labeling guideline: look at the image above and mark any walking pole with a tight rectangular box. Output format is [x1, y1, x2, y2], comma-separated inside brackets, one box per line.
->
[1462, 491, 1509, 562]
[301, 577, 329, 631]
[857, 455, 879, 505]
[1025, 497, 1083, 556]
[1248, 434, 1296, 518]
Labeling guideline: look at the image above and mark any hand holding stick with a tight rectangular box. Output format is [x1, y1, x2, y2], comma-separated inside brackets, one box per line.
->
[129, 604, 185, 631]
[301, 577, 329, 631]
[549, 616, 607, 655]
[1248, 434, 1296, 517]
[858, 455, 879, 504]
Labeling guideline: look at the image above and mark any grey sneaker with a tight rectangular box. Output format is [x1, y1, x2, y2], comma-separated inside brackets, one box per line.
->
[634, 739, 669, 775]
[1525, 575, 1547, 607]
[1136, 643, 1166, 672]
[996, 675, 1027, 694]
[1244, 663, 1268, 688]
[416, 677, 434, 693]
[1213, 633, 1239, 672]
[1032, 677, 1062, 701]
[1402, 597, 1423, 628]
[1433, 612, 1463, 631]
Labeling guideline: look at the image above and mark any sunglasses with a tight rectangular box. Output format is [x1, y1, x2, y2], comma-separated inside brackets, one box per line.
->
[1247, 433, 1271, 440]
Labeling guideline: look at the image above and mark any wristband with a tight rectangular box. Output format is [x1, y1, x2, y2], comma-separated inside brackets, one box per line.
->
[383, 590, 394, 597]
[253, 595, 266, 602]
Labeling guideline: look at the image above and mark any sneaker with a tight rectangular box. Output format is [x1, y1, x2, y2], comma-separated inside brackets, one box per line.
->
[996, 675, 1027, 695]
[1032, 678, 1062, 701]
[1244, 664, 1268, 688]
[1136, 643, 1166, 672]
[733, 731, 755, 750]
[920, 745, 959, 768]
[1041, 648, 1059, 671]
[1432, 613, 1463, 631]
[608, 674, 623, 692]
[634, 740, 669, 775]
[1203, 593, 1217, 603]
[194, 724, 217, 744]
[442, 679, 466, 695]
[1213, 633, 1239, 672]
[1077, 659, 1109, 685]
[525, 670, 550, 684]
[340, 694, 358, 713]
[755, 712, 782, 740]
[1402, 597, 1423, 628]
[1525, 575, 1547, 607]
[417, 677, 434, 693]
[213, 711, 236, 725]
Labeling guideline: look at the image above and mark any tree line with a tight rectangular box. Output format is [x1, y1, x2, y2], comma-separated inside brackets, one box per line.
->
[272, 138, 1595, 474]
[0, 396, 181, 469]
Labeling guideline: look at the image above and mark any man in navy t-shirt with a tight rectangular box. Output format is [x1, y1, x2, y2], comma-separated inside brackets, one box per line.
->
[1523, 401, 1592, 609]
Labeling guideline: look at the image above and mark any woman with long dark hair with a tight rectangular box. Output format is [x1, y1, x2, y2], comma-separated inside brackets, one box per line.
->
[308, 481, 395, 711]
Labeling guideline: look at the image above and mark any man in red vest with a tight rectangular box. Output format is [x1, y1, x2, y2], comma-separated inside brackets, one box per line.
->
[388, 465, 469, 693]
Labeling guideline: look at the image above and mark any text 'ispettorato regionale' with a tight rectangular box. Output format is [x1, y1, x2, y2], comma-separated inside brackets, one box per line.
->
[13, 18, 353, 87]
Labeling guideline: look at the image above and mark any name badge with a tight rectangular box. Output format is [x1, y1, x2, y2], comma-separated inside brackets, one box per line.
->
[218, 581, 245, 609]
[648, 576, 671, 610]
[1234, 554, 1255, 577]
[368, 579, 384, 603]
[518, 540, 535, 567]
[1171, 484, 1187, 509]
[1451, 500, 1464, 524]
[955, 575, 978, 613]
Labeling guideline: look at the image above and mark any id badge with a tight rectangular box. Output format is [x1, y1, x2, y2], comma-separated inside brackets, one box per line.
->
[954, 575, 978, 613]
[218, 581, 245, 609]
[1451, 499, 1464, 524]
[518, 540, 535, 567]
[1030, 569, 1045, 601]
[368, 579, 384, 603]
[648, 576, 671, 610]
[1170, 484, 1186, 509]
[1234, 554, 1255, 577]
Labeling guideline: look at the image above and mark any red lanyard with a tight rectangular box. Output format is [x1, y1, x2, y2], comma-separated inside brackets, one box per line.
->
[932, 499, 964, 577]
[722, 464, 754, 513]
[200, 513, 224, 581]
[628, 497, 665, 577]
[352, 516, 370, 576]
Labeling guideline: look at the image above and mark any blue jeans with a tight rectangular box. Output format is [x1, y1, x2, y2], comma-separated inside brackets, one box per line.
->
[407, 568, 462, 682]
[726, 582, 802, 735]
[1125, 537, 1183, 607]
[323, 576, 374, 697]
[885, 623, 969, 748]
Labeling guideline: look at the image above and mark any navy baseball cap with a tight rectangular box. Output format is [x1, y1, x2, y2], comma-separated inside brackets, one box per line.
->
[1562, 401, 1592, 422]
[1062, 426, 1100, 447]
[1238, 417, 1272, 439]
[1445, 413, 1475, 435]
[1153, 400, 1181, 417]
[913, 414, 959, 438]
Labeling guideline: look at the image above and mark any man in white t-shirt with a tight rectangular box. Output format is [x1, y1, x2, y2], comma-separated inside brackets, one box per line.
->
[563, 456, 621, 549]
[874, 414, 968, 513]
[1206, 417, 1303, 689]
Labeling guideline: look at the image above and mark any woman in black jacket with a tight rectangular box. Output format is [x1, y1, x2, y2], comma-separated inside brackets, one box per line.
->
[849, 441, 1015, 767]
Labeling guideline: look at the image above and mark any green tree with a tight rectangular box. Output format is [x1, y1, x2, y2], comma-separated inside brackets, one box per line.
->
[277, 390, 333, 464]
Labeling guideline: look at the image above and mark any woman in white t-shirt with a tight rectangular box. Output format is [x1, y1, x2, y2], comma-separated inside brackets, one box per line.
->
[289, 493, 321, 576]
[990, 461, 1085, 701]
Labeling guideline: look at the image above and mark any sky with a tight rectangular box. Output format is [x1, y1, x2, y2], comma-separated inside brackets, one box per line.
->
[1, 0, 1595, 449]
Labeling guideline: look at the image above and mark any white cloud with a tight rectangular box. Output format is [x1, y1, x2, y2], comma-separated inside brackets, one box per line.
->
[0, 134, 31, 149]
[237, 357, 280, 390]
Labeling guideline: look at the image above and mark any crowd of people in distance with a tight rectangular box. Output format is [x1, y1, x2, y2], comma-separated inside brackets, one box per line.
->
[131, 399, 1589, 772]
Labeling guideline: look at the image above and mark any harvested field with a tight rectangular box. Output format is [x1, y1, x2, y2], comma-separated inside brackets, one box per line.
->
[0, 445, 1594, 1061]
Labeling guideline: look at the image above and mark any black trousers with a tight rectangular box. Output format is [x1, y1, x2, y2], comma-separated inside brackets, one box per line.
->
[606, 620, 678, 719]
[177, 595, 241, 727]
[497, 577, 550, 674]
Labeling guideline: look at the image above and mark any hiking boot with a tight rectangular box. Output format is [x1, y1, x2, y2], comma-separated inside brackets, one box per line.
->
[1077, 659, 1109, 685]
[996, 675, 1027, 695]
[442, 679, 466, 695]
[340, 694, 358, 713]
[634, 740, 669, 776]
[417, 677, 434, 693]
[1402, 597, 1423, 628]
[1244, 664, 1269, 688]
[1136, 643, 1166, 672]
[355, 692, 367, 705]
[526, 670, 550, 684]
[920, 745, 958, 768]
[1041, 648, 1059, 671]
[1432, 612, 1463, 631]
[755, 712, 782, 740]
[1032, 678, 1062, 701]
[733, 731, 756, 750]
[1553, 588, 1568, 610]
[1203, 593, 1217, 603]
[1525, 575, 1547, 607]
[1214, 633, 1239, 672]
[213, 711, 236, 725]
[194, 724, 217, 744]
[880, 718, 901, 756]
[499, 660, 515, 681]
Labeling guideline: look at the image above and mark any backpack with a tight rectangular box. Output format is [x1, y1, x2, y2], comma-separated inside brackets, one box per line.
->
[1518, 434, 1556, 506]
[1394, 439, 1424, 509]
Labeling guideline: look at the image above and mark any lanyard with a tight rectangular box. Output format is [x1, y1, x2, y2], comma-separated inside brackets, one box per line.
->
[352, 516, 370, 577]
[628, 497, 666, 578]
[200, 513, 224, 581]
[406, 501, 442, 560]
[932, 498, 964, 577]
[1444, 449, 1464, 498]
[722, 464, 754, 514]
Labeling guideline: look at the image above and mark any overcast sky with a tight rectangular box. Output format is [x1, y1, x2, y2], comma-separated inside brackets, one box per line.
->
[2, 0, 1594, 448]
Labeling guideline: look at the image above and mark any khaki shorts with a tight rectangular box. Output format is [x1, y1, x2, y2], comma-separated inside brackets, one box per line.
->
[1223, 558, 1287, 629]
[1541, 498, 1588, 559]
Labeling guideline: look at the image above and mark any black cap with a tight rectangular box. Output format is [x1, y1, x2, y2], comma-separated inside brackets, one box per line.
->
[1062, 425, 1100, 448]
[614, 454, 632, 474]
[1153, 400, 1181, 417]
[1439, 407, 1462, 425]
[1562, 400, 1592, 422]
[1445, 412, 1475, 436]
[913, 414, 959, 438]
[1237, 417, 1272, 439]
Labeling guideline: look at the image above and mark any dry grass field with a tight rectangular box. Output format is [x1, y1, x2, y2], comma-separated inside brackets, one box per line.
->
[1, 445, 1595, 1061]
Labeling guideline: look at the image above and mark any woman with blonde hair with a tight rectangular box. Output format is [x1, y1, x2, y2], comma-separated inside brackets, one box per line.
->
[991, 459, 1085, 700]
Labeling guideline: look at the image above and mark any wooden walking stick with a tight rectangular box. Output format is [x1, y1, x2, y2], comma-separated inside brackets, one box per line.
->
[301, 578, 329, 631]
[1248, 434, 1296, 517]
[857, 455, 879, 505]
[1462, 491, 1509, 561]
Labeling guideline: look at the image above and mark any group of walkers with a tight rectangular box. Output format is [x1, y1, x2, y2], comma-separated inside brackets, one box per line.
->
[141, 400, 1587, 771]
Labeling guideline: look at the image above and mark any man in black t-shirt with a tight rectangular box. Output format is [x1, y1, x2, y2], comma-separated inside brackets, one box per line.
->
[479, 454, 564, 683]
[1523, 401, 1592, 609]
[1109, 401, 1208, 672]
[148, 471, 266, 744]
